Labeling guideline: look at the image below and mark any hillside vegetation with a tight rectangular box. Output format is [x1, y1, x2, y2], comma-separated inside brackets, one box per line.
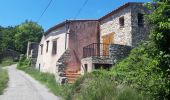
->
[0, 68, 9, 95]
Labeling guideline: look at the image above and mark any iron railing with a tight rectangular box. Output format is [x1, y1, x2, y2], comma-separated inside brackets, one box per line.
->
[83, 43, 110, 58]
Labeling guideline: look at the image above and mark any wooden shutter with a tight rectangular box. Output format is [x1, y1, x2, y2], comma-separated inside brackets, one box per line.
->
[102, 33, 114, 56]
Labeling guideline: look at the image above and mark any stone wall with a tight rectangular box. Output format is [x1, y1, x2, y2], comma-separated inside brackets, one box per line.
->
[131, 3, 151, 46]
[0, 49, 20, 62]
[109, 44, 132, 63]
[81, 56, 113, 74]
[100, 5, 132, 46]
[26, 42, 39, 66]
[100, 3, 150, 47]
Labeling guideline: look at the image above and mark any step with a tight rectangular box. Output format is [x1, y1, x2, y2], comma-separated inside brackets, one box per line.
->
[65, 70, 79, 73]
[65, 75, 80, 78]
[68, 80, 75, 84]
[68, 78, 76, 82]
[64, 73, 81, 75]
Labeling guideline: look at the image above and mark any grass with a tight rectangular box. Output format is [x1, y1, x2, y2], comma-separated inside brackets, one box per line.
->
[17, 56, 150, 100]
[0, 68, 9, 95]
[0, 58, 17, 67]
[66, 71, 149, 100]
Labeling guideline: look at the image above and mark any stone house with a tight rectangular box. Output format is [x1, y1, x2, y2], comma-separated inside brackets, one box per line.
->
[35, 2, 151, 83]
[81, 2, 150, 74]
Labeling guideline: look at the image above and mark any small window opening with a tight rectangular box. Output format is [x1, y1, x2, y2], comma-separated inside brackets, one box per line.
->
[40, 44, 43, 55]
[39, 64, 41, 71]
[84, 64, 88, 72]
[138, 13, 144, 27]
[46, 41, 49, 52]
[119, 16, 124, 28]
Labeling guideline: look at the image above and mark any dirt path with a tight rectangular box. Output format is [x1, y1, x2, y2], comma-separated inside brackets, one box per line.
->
[0, 64, 60, 100]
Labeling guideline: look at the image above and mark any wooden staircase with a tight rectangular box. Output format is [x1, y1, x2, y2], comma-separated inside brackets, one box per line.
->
[64, 70, 81, 84]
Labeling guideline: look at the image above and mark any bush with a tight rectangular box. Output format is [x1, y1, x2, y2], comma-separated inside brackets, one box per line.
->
[17, 55, 31, 69]
[67, 71, 148, 100]
[0, 68, 9, 94]
[111, 43, 168, 99]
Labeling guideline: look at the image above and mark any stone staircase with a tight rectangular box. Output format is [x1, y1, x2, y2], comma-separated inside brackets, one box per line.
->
[57, 49, 81, 84]
[64, 69, 81, 84]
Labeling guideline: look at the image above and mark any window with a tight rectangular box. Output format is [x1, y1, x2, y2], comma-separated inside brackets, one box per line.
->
[40, 44, 43, 55]
[46, 41, 49, 52]
[84, 64, 88, 72]
[52, 40, 57, 55]
[39, 64, 41, 71]
[119, 16, 124, 27]
[138, 13, 144, 27]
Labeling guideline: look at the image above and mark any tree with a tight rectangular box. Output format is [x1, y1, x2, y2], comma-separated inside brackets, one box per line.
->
[1, 26, 17, 50]
[14, 20, 44, 53]
[0, 26, 17, 52]
[148, 0, 170, 98]
[0, 26, 4, 52]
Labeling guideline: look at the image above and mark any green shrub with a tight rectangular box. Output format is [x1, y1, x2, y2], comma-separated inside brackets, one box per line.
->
[111, 43, 167, 99]
[67, 71, 148, 100]
[17, 55, 31, 69]
[0, 57, 16, 67]
[0, 68, 9, 94]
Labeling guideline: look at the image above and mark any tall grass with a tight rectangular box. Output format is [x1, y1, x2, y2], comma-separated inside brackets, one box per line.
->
[0, 68, 9, 95]
[67, 70, 148, 100]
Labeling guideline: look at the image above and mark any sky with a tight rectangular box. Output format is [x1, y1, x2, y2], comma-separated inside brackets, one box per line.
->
[0, 0, 151, 31]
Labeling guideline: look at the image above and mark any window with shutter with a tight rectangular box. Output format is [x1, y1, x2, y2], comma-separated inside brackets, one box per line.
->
[52, 40, 57, 55]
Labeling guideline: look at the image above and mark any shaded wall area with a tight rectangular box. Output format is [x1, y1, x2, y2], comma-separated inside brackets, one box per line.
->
[109, 44, 132, 63]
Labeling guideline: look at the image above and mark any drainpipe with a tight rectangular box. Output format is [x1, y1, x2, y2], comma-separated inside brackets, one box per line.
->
[65, 20, 69, 50]
[97, 22, 100, 56]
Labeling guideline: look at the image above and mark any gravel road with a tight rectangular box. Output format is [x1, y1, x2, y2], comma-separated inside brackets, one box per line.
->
[0, 64, 60, 100]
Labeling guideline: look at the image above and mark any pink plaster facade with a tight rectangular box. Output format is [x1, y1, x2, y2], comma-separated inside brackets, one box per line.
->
[36, 20, 99, 76]
[67, 21, 99, 71]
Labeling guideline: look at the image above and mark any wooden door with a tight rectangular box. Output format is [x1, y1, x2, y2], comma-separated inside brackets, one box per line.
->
[102, 33, 114, 56]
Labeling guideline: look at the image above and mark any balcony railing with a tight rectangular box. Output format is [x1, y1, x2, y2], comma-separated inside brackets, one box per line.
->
[83, 43, 110, 58]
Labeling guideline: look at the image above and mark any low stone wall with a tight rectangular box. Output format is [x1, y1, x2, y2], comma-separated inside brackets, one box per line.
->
[109, 44, 132, 63]
[0, 49, 20, 61]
